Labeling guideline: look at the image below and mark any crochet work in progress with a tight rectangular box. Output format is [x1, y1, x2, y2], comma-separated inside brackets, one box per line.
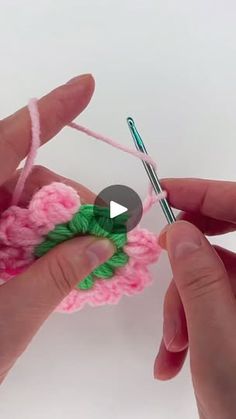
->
[0, 99, 166, 313]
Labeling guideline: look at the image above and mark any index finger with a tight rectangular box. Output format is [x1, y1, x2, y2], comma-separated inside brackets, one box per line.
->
[0, 74, 95, 186]
[161, 178, 236, 224]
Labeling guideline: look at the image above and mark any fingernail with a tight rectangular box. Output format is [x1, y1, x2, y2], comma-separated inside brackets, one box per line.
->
[153, 341, 167, 380]
[158, 224, 170, 248]
[176, 211, 184, 221]
[168, 222, 202, 260]
[163, 317, 178, 350]
[66, 74, 92, 85]
[86, 239, 114, 268]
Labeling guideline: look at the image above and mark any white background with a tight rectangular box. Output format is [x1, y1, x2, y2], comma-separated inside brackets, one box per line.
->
[1, 1, 236, 418]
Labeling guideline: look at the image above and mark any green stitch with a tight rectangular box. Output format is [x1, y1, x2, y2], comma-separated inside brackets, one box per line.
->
[35, 204, 129, 290]
[76, 274, 95, 290]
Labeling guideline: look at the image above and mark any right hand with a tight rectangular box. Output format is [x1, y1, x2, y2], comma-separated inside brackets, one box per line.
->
[154, 178, 236, 419]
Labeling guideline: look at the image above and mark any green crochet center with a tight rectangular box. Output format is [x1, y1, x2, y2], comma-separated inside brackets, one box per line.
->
[34, 204, 129, 290]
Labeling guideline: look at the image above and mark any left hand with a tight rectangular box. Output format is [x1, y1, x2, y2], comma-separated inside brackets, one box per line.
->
[0, 74, 114, 383]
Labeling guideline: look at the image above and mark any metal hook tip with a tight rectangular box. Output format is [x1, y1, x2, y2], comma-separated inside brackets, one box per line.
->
[127, 117, 135, 127]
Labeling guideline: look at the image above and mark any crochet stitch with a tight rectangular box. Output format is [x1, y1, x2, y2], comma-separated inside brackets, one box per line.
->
[0, 99, 165, 312]
[35, 204, 129, 290]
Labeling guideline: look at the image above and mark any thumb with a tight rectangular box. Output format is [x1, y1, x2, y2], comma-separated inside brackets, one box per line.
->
[0, 236, 114, 378]
[160, 221, 236, 351]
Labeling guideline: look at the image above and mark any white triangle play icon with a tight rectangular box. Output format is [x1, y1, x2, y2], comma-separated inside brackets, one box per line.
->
[110, 201, 128, 219]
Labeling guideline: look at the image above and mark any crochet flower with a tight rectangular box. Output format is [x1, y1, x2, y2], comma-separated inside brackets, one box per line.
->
[0, 182, 162, 312]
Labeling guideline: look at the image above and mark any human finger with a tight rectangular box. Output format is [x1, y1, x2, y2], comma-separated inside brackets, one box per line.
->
[160, 221, 236, 377]
[163, 279, 188, 352]
[178, 211, 236, 236]
[154, 339, 188, 380]
[0, 235, 114, 382]
[0, 165, 96, 213]
[160, 245, 236, 357]
[161, 178, 236, 224]
[0, 74, 94, 186]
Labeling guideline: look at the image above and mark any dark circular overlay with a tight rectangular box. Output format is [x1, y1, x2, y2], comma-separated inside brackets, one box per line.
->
[94, 185, 143, 234]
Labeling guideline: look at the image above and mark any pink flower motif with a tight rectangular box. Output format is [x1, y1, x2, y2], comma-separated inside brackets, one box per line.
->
[0, 182, 162, 312]
[0, 206, 40, 247]
[0, 182, 81, 279]
[56, 228, 162, 312]
[124, 227, 161, 264]
[29, 182, 81, 235]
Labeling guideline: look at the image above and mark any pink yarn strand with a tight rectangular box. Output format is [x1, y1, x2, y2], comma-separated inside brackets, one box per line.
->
[68, 122, 157, 168]
[142, 183, 167, 214]
[68, 122, 166, 212]
[12, 99, 164, 213]
[12, 99, 40, 206]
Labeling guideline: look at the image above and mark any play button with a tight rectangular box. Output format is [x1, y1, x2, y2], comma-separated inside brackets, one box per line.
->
[110, 201, 128, 219]
[94, 185, 143, 233]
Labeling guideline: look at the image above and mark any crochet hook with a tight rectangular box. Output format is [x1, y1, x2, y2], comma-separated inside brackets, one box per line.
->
[127, 117, 176, 224]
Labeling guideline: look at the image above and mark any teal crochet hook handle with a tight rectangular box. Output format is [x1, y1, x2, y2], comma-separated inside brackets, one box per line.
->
[127, 117, 176, 224]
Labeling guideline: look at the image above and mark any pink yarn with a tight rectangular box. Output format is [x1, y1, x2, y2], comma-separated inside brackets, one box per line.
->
[67, 123, 166, 211]
[29, 182, 81, 235]
[12, 99, 164, 216]
[0, 182, 80, 277]
[0, 98, 165, 312]
[124, 227, 161, 263]
[68, 122, 157, 168]
[12, 98, 40, 206]
[142, 183, 167, 214]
